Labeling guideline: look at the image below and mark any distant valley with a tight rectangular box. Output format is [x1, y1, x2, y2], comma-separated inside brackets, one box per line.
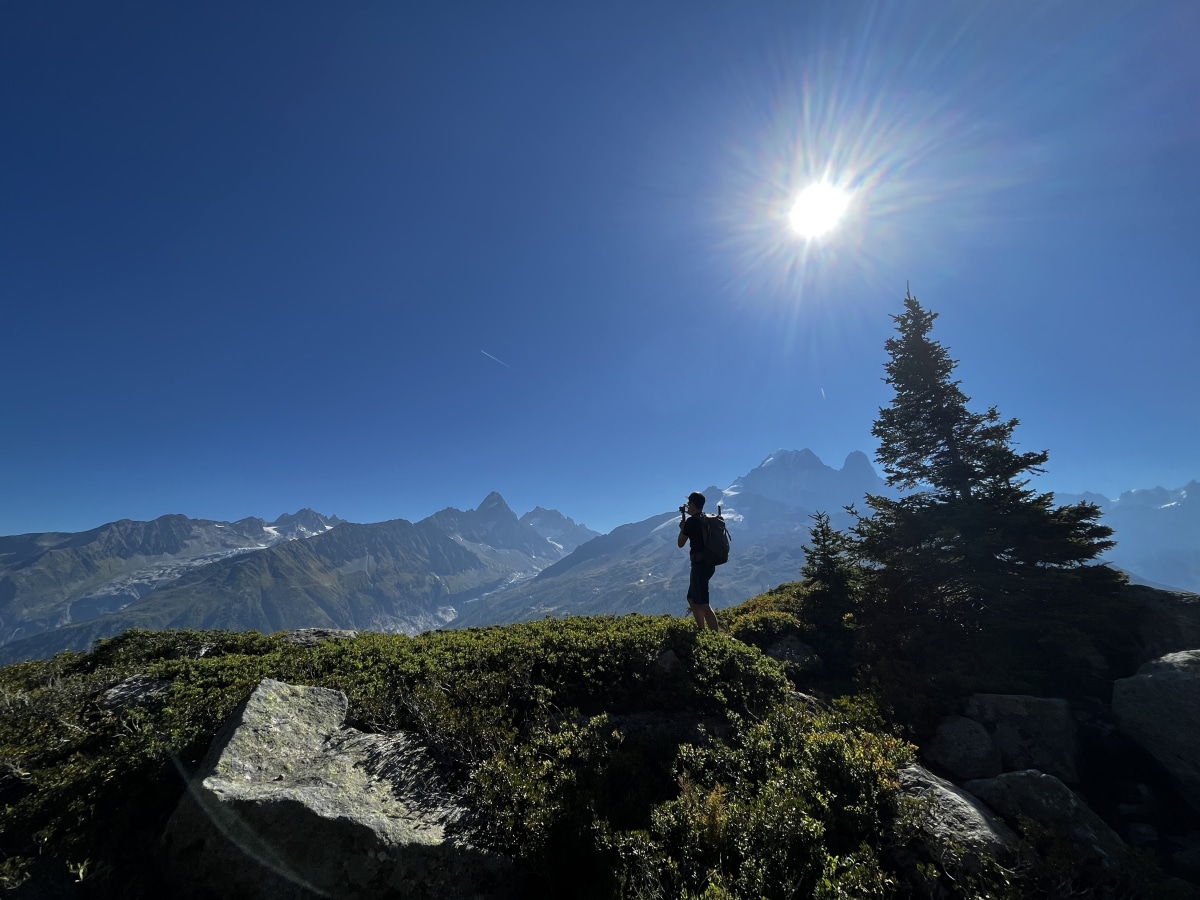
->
[1, 451, 1195, 664]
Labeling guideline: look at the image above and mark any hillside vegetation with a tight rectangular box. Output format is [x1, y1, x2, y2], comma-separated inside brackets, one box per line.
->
[1, 586, 1185, 899]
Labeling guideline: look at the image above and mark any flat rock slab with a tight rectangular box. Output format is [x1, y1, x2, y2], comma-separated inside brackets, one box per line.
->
[279, 628, 359, 647]
[164, 678, 513, 899]
[1127, 586, 1200, 661]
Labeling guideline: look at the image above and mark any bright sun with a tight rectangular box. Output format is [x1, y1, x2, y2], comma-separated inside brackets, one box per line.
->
[788, 183, 850, 239]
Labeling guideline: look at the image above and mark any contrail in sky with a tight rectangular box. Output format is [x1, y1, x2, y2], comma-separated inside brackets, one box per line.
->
[481, 350, 512, 368]
[820, 387, 826, 400]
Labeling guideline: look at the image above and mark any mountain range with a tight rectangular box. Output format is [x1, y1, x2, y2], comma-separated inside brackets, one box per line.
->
[0, 499, 596, 664]
[1058, 482, 1200, 592]
[1, 450, 1195, 664]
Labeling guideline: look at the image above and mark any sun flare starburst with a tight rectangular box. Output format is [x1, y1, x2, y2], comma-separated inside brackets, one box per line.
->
[708, 3, 1051, 308]
[788, 183, 851, 239]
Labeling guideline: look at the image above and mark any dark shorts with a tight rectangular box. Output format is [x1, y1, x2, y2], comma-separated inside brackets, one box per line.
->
[688, 562, 716, 606]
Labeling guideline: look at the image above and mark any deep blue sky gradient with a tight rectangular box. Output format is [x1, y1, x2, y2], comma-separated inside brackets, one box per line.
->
[3, 1, 1197, 535]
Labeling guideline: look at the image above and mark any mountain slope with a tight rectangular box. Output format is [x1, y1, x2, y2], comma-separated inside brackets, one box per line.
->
[5, 454, 1196, 661]
[0, 510, 340, 647]
[518, 506, 599, 552]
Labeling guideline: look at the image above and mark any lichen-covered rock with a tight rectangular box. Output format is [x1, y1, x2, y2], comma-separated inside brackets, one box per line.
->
[279, 628, 359, 647]
[924, 715, 1002, 780]
[898, 765, 1017, 872]
[963, 770, 1128, 866]
[964, 694, 1079, 782]
[163, 678, 513, 899]
[99, 674, 172, 708]
[1112, 650, 1200, 814]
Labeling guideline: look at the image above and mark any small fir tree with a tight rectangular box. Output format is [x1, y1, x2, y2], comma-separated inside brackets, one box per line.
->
[801, 510, 860, 595]
[801, 510, 861, 682]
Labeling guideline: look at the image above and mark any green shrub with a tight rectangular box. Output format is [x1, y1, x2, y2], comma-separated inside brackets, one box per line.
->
[0, 616, 803, 895]
[610, 697, 914, 899]
[720, 582, 811, 631]
[686, 629, 789, 716]
[471, 711, 620, 869]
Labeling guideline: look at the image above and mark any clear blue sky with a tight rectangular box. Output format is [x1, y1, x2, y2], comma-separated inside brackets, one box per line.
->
[3, 1, 1197, 536]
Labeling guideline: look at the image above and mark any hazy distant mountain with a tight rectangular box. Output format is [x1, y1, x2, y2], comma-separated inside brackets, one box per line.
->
[0, 518, 488, 664]
[0, 510, 340, 649]
[452, 450, 894, 628]
[1058, 481, 1200, 592]
[726, 449, 889, 512]
[0, 497, 587, 664]
[519, 507, 599, 553]
[426, 492, 567, 561]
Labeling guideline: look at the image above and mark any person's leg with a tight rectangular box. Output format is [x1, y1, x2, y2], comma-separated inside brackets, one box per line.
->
[687, 565, 719, 630]
[698, 565, 718, 630]
[687, 565, 702, 607]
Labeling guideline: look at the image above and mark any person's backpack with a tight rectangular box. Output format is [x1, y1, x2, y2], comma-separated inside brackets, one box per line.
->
[699, 506, 731, 566]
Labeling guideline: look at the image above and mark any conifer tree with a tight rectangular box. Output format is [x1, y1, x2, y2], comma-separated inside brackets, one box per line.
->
[856, 289, 1119, 620]
[841, 290, 1138, 723]
[801, 510, 860, 681]
[801, 510, 859, 593]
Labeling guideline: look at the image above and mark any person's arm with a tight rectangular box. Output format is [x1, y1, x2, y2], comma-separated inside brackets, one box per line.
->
[678, 517, 689, 549]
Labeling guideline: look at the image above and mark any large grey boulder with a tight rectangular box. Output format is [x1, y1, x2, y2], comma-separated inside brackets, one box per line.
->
[163, 678, 513, 899]
[963, 770, 1128, 866]
[964, 694, 1079, 782]
[923, 715, 1002, 780]
[898, 766, 1017, 873]
[1126, 585, 1200, 663]
[1112, 650, 1200, 814]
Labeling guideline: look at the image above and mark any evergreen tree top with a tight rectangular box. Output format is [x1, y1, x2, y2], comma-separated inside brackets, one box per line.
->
[872, 289, 1048, 503]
